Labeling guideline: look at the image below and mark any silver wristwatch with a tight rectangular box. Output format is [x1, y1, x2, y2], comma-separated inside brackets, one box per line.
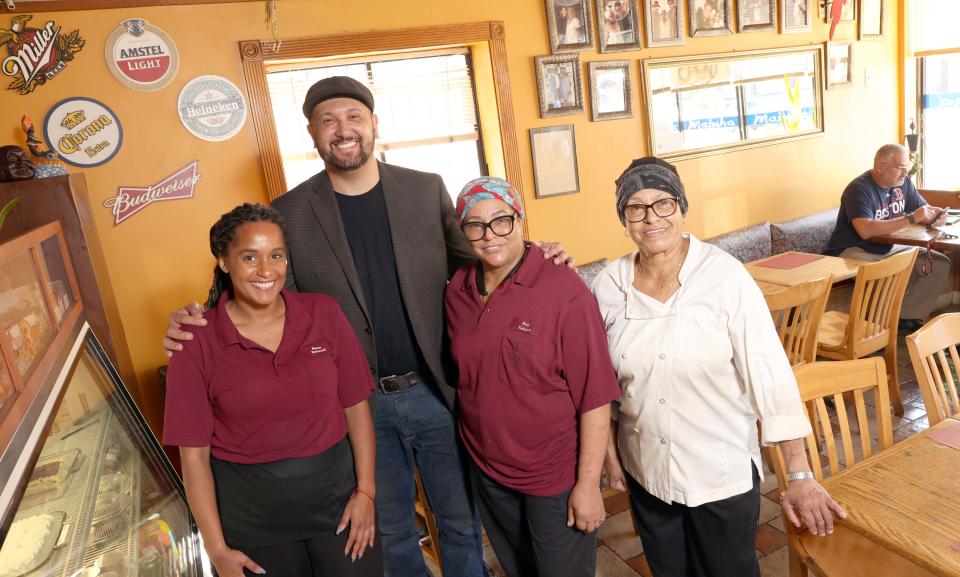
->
[786, 471, 815, 482]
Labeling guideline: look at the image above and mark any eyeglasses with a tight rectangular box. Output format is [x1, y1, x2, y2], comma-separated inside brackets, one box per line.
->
[461, 214, 517, 241]
[622, 198, 678, 223]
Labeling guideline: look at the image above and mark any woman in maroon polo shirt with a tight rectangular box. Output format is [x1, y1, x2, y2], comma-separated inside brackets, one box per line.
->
[163, 203, 382, 577]
[444, 177, 621, 577]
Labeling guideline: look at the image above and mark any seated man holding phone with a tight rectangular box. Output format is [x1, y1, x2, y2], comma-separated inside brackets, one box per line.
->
[826, 143, 951, 333]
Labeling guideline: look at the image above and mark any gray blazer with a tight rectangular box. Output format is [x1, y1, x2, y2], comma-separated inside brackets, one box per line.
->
[272, 162, 475, 410]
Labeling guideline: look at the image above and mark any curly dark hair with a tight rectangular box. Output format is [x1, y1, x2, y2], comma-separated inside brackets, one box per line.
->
[206, 203, 288, 309]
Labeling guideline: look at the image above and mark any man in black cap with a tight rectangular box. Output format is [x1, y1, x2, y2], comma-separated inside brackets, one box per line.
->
[166, 76, 571, 576]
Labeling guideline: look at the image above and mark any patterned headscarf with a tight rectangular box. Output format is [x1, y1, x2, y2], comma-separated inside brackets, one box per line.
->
[614, 157, 688, 225]
[456, 176, 525, 222]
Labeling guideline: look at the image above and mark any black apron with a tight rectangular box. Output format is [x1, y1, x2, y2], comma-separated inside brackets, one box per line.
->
[211, 437, 355, 547]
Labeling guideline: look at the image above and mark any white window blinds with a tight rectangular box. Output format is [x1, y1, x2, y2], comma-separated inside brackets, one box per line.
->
[912, 0, 960, 56]
[265, 50, 480, 190]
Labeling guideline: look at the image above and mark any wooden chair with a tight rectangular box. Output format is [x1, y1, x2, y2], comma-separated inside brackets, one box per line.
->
[771, 358, 905, 577]
[816, 248, 917, 415]
[414, 467, 442, 572]
[766, 276, 832, 366]
[906, 312, 960, 425]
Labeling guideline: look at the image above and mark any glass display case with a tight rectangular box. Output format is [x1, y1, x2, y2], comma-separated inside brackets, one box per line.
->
[0, 225, 211, 577]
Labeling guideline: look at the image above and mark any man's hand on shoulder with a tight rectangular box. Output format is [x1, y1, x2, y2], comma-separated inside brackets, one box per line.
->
[163, 302, 206, 357]
[536, 241, 576, 268]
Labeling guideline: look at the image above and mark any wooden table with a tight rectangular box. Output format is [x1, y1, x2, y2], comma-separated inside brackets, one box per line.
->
[873, 224, 960, 252]
[800, 418, 960, 576]
[746, 252, 865, 294]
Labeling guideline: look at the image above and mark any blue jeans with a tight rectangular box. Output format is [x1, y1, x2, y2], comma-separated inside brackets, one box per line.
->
[374, 383, 487, 577]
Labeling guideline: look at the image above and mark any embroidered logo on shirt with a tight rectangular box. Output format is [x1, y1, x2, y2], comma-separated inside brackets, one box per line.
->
[303, 342, 334, 358]
[509, 317, 541, 336]
[310, 346, 327, 354]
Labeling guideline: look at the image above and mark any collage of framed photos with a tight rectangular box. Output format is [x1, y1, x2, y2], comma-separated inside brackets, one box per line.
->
[530, 0, 884, 198]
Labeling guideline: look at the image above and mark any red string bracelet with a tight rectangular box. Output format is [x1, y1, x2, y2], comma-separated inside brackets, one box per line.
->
[353, 488, 375, 502]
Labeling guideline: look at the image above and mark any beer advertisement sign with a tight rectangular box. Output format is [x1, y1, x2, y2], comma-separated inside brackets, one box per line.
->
[105, 18, 179, 92]
[178, 75, 247, 142]
[43, 97, 123, 168]
[1, 15, 84, 95]
[104, 161, 201, 225]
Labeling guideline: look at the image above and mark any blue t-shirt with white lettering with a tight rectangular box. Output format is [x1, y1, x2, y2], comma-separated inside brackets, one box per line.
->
[826, 171, 926, 256]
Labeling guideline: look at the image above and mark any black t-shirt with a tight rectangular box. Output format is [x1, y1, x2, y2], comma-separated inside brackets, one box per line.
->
[826, 171, 926, 256]
[336, 183, 425, 378]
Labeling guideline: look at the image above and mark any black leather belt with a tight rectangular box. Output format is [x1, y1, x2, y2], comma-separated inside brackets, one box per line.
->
[378, 371, 422, 394]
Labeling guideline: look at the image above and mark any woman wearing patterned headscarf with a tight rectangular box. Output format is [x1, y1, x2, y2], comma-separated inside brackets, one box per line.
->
[444, 177, 620, 577]
[591, 157, 845, 577]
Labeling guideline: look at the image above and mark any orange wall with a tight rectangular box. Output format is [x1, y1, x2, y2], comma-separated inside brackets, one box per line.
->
[0, 1, 900, 431]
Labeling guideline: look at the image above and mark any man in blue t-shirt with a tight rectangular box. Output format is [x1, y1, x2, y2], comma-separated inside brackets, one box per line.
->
[826, 143, 950, 332]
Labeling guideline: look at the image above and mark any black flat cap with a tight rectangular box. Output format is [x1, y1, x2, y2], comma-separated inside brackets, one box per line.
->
[302, 76, 375, 119]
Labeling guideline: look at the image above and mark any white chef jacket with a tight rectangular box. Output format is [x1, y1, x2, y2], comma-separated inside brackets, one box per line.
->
[592, 234, 811, 507]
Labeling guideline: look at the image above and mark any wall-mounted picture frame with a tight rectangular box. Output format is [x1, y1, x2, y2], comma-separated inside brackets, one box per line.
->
[530, 125, 580, 198]
[780, 0, 811, 33]
[688, 0, 734, 37]
[546, 0, 596, 53]
[825, 41, 853, 88]
[859, 0, 884, 40]
[535, 53, 586, 118]
[645, 0, 686, 47]
[738, 0, 776, 32]
[642, 45, 824, 160]
[589, 60, 632, 121]
[818, 0, 855, 22]
[596, 0, 642, 52]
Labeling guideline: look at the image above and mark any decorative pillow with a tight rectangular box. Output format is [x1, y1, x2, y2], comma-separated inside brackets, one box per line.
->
[704, 222, 772, 263]
[770, 208, 840, 255]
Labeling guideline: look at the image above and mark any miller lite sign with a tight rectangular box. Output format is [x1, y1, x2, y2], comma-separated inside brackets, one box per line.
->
[1, 15, 84, 95]
[105, 18, 179, 92]
[104, 161, 201, 225]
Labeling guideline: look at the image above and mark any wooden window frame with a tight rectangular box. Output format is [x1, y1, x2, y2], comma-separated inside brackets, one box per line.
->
[239, 21, 521, 201]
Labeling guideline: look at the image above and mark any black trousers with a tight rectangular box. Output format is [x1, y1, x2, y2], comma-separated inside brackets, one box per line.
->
[234, 532, 384, 577]
[625, 466, 761, 577]
[470, 464, 596, 577]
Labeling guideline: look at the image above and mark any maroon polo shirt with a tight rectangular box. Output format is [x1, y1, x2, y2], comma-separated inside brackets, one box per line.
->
[445, 242, 621, 496]
[163, 289, 374, 464]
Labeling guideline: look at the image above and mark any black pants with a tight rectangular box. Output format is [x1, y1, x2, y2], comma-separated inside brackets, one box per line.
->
[470, 464, 596, 577]
[626, 466, 761, 577]
[233, 532, 384, 577]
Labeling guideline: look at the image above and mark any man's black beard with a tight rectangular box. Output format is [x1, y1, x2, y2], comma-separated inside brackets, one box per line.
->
[319, 139, 369, 171]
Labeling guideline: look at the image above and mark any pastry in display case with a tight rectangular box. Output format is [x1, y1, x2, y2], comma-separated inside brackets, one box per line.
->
[0, 224, 212, 577]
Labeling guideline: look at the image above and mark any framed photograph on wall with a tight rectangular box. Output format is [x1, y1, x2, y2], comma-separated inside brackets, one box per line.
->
[780, 0, 811, 33]
[738, 0, 776, 32]
[645, 0, 686, 47]
[589, 60, 632, 121]
[535, 53, 585, 118]
[596, 0, 642, 52]
[825, 41, 853, 88]
[688, 0, 734, 37]
[818, 0, 855, 22]
[530, 125, 580, 198]
[859, 0, 883, 40]
[546, 0, 596, 53]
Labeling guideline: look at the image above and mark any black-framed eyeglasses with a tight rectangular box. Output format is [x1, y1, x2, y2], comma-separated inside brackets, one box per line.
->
[622, 198, 678, 223]
[461, 214, 517, 241]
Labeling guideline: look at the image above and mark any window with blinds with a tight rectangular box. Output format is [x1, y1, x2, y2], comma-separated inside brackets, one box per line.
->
[919, 53, 960, 189]
[266, 49, 484, 196]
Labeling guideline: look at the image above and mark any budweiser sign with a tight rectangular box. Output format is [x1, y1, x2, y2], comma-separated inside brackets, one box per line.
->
[1, 15, 84, 95]
[104, 161, 201, 225]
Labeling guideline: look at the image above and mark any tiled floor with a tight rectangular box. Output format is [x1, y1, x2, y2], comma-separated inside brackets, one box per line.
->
[440, 328, 936, 577]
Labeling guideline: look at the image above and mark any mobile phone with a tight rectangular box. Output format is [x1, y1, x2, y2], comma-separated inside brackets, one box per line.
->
[927, 207, 946, 229]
